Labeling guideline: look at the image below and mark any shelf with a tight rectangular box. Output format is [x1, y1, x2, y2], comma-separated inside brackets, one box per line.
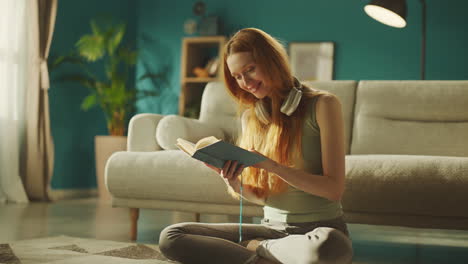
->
[179, 36, 227, 116]
[183, 77, 220, 83]
[182, 36, 226, 44]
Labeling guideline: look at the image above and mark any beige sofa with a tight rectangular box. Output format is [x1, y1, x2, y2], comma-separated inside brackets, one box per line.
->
[105, 80, 468, 240]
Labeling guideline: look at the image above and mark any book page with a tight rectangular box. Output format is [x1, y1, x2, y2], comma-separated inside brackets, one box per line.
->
[176, 136, 267, 169]
[176, 138, 196, 156]
[195, 136, 220, 150]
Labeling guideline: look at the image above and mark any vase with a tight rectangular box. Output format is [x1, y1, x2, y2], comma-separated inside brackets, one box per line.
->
[95, 135, 127, 202]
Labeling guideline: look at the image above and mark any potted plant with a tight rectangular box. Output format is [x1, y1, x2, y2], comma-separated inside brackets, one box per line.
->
[50, 18, 165, 200]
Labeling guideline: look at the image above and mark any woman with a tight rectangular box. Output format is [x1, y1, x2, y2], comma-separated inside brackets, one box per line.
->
[159, 28, 353, 264]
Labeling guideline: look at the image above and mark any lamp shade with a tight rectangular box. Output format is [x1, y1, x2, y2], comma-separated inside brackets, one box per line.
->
[364, 0, 407, 28]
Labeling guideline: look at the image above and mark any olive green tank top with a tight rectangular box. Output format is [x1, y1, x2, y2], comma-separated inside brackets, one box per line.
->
[263, 95, 344, 223]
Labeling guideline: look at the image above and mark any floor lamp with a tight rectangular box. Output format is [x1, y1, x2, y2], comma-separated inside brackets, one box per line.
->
[364, 0, 427, 80]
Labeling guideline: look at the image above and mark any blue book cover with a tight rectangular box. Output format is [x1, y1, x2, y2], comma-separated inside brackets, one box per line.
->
[176, 136, 266, 169]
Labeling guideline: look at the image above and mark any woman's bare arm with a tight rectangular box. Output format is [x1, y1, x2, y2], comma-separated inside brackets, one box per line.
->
[252, 94, 346, 201]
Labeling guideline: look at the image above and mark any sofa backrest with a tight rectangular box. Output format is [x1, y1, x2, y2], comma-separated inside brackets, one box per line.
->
[351, 81, 468, 157]
[304, 81, 357, 154]
[199, 82, 240, 141]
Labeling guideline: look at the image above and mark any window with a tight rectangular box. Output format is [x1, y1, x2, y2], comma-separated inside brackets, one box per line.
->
[0, 0, 27, 121]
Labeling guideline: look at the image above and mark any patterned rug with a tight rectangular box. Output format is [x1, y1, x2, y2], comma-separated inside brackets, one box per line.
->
[0, 235, 177, 264]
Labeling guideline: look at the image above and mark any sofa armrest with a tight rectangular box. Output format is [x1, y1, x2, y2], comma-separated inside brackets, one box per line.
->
[127, 113, 164, 151]
[156, 115, 225, 150]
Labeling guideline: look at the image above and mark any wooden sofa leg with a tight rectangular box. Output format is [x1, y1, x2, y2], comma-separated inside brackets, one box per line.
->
[195, 212, 200, 222]
[130, 208, 140, 241]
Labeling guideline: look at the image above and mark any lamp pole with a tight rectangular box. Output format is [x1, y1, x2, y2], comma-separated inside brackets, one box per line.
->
[420, 0, 426, 80]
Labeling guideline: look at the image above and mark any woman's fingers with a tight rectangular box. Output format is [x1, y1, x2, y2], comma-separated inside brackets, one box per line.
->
[234, 164, 245, 178]
[226, 161, 239, 179]
[222, 160, 245, 180]
[222, 160, 232, 178]
[204, 161, 245, 180]
[221, 160, 235, 180]
[221, 161, 246, 181]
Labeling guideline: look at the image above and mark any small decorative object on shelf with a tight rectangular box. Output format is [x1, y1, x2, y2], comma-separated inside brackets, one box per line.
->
[193, 67, 209, 78]
[188, 1, 221, 36]
[204, 56, 219, 76]
[184, 18, 197, 35]
[193, 1, 206, 16]
[199, 16, 220, 36]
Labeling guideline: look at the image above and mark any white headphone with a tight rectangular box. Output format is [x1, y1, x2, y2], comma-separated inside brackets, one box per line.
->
[254, 77, 303, 125]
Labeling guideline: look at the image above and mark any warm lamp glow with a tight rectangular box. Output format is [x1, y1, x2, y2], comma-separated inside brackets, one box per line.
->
[364, 4, 407, 28]
[364, 0, 427, 79]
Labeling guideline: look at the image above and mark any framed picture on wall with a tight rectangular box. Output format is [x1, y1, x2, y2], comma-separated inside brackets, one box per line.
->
[288, 42, 335, 81]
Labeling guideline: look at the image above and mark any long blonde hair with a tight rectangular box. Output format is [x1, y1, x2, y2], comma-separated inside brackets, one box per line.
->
[222, 28, 327, 198]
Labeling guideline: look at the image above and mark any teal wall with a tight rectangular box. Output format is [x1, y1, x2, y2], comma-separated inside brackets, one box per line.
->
[50, 0, 468, 189]
[135, 0, 468, 115]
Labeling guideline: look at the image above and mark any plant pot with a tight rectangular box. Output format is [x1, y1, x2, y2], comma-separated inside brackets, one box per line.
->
[95, 135, 127, 202]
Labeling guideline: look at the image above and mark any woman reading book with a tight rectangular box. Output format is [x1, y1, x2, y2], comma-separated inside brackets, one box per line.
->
[159, 28, 353, 264]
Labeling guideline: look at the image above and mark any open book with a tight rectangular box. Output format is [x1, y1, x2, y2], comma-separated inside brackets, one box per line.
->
[176, 136, 266, 169]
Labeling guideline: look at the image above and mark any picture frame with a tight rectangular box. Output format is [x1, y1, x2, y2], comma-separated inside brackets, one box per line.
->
[288, 42, 335, 81]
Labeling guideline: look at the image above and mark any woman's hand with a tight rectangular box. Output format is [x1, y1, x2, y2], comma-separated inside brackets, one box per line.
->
[204, 161, 245, 190]
[204, 160, 267, 205]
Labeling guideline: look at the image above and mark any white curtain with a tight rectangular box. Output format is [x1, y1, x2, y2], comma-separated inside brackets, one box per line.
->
[0, 0, 29, 203]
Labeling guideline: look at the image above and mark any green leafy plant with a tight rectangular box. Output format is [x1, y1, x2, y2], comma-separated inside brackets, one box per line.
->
[50, 18, 166, 136]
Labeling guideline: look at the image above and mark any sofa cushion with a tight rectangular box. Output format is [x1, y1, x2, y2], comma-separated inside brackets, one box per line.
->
[351, 81, 468, 156]
[304, 81, 357, 154]
[343, 154, 468, 218]
[156, 115, 225, 150]
[105, 150, 246, 205]
[127, 113, 164, 152]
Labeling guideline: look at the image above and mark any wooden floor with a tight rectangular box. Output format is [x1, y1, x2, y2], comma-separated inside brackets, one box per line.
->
[0, 198, 255, 244]
[2, 198, 468, 263]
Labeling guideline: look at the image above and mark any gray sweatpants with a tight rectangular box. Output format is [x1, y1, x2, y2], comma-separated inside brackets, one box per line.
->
[159, 216, 353, 264]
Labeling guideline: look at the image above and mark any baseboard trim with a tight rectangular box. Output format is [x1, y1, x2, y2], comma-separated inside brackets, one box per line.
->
[49, 188, 98, 201]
